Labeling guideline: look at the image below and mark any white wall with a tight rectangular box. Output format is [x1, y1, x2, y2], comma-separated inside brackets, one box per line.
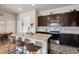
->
[37, 5, 79, 34]
[17, 10, 37, 34]
[0, 10, 16, 33]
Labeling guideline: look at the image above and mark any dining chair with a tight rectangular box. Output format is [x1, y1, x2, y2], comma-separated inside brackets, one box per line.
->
[0, 34, 8, 44]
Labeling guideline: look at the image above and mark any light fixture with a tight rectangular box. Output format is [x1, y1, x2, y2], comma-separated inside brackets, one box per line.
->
[0, 21, 5, 24]
[18, 8, 22, 11]
[32, 4, 35, 6]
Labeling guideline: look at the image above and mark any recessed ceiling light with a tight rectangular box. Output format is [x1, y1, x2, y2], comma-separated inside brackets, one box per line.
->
[32, 4, 35, 6]
[18, 8, 22, 11]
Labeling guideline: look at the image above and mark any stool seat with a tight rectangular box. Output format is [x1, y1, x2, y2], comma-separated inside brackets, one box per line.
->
[26, 43, 41, 53]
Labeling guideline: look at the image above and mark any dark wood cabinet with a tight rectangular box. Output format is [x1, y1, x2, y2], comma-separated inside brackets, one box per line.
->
[38, 11, 79, 26]
[58, 13, 69, 26]
[68, 11, 79, 26]
[38, 15, 52, 26]
[38, 16, 45, 26]
[76, 11, 79, 26]
[60, 34, 79, 47]
[68, 12, 77, 26]
[50, 14, 57, 21]
[44, 16, 50, 26]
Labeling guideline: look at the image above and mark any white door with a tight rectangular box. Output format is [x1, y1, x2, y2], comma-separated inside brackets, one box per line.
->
[0, 21, 6, 32]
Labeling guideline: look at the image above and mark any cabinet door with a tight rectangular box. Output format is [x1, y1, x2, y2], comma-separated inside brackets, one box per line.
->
[68, 12, 77, 26]
[60, 34, 70, 45]
[45, 15, 51, 26]
[59, 13, 69, 26]
[38, 16, 45, 26]
[45, 14, 60, 26]
[76, 11, 79, 26]
[50, 15, 57, 21]
[60, 34, 79, 47]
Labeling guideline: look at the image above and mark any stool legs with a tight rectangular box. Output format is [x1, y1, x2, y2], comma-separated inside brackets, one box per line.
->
[40, 48, 42, 54]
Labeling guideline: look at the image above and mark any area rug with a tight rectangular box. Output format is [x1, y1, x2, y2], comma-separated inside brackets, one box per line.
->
[50, 44, 78, 54]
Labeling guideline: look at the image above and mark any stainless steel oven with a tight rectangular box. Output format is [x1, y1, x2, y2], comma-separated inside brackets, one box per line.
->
[49, 20, 60, 44]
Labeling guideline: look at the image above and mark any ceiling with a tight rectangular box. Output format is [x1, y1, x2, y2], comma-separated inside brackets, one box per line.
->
[0, 4, 74, 14]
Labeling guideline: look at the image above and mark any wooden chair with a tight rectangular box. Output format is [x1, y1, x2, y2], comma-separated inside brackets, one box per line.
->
[26, 43, 42, 54]
[0, 34, 9, 44]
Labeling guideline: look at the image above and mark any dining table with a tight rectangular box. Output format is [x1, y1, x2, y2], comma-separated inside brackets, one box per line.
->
[0, 32, 12, 44]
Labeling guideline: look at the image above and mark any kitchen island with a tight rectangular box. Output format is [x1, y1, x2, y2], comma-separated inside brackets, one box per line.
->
[16, 33, 51, 54]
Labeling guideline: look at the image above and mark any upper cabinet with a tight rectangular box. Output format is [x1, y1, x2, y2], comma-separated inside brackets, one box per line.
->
[38, 11, 79, 26]
[38, 16, 45, 26]
[59, 13, 69, 26]
[68, 12, 77, 26]
[67, 11, 79, 26]
[38, 14, 60, 26]
[76, 11, 79, 26]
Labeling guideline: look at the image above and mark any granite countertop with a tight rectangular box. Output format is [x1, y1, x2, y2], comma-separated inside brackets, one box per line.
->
[17, 33, 52, 41]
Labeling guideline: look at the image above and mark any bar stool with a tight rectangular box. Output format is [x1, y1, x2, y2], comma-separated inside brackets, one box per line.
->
[26, 43, 41, 54]
[34, 41, 42, 54]
[15, 37, 25, 54]
[8, 36, 25, 54]
[24, 39, 31, 53]
[8, 36, 16, 54]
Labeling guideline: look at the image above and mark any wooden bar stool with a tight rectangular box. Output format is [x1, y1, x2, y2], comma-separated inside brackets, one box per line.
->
[34, 41, 42, 54]
[26, 43, 42, 54]
[15, 38, 25, 54]
[8, 36, 25, 54]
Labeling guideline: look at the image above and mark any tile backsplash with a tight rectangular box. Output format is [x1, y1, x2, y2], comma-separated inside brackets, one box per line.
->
[37, 26, 50, 32]
[37, 26, 79, 34]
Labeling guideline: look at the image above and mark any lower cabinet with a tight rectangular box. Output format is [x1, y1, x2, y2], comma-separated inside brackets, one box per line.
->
[59, 34, 79, 47]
